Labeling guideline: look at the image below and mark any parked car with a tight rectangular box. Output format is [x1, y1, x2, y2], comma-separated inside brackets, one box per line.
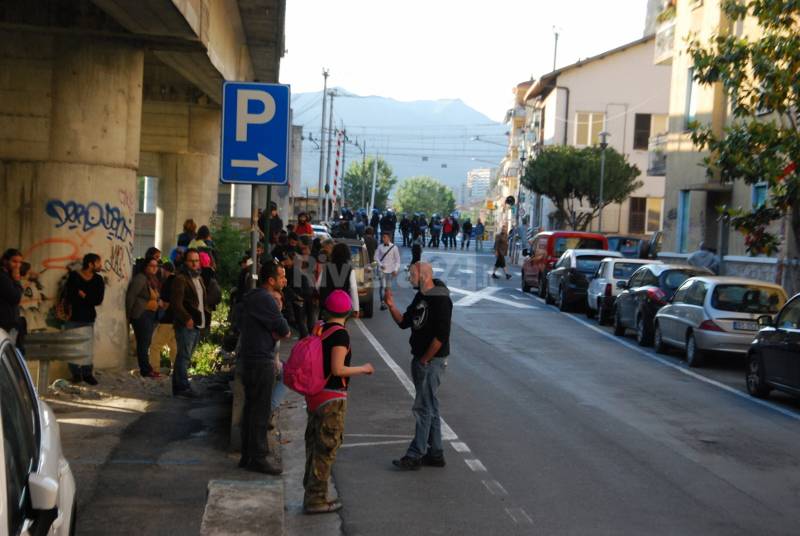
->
[340, 239, 375, 318]
[0, 329, 76, 536]
[606, 233, 662, 259]
[746, 293, 800, 398]
[613, 264, 712, 346]
[521, 231, 608, 296]
[312, 224, 332, 241]
[586, 258, 660, 324]
[545, 249, 621, 311]
[653, 277, 787, 367]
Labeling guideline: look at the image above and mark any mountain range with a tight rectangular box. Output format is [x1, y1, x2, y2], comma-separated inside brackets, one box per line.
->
[290, 88, 508, 199]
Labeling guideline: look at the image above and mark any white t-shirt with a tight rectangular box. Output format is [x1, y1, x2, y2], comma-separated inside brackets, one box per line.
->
[376, 243, 401, 274]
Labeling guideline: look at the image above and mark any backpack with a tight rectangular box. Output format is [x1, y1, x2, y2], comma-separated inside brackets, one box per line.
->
[283, 323, 345, 396]
[55, 271, 73, 322]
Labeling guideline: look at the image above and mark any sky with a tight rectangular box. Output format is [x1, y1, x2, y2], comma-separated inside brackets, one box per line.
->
[280, 0, 651, 122]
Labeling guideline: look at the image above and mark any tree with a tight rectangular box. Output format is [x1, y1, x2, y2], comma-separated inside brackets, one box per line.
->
[342, 156, 397, 211]
[688, 0, 799, 259]
[394, 176, 456, 216]
[521, 145, 642, 230]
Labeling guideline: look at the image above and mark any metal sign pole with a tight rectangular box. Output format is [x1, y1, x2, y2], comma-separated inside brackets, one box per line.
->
[249, 186, 260, 289]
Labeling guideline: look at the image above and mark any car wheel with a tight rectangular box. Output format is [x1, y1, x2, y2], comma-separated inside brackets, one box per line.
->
[653, 322, 668, 354]
[545, 283, 555, 305]
[538, 275, 547, 298]
[613, 308, 626, 336]
[361, 297, 374, 318]
[69, 501, 77, 536]
[598, 299, 609, 325]
[746, 352, 771, 398]
[558, 287, 569, 312]
[521, 271, 531, 293]
[685, 332, 705, 368]
[636, 314, 654, 346]
[585, 301, 596, 319]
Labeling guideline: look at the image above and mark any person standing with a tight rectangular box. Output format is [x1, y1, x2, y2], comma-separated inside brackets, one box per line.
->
[411, 231, 423, 266]
[126, 257, 162, 378]
[442, 217, 452, 249]
[149, 262, 177, 372]
[65, 253, 105, 385]
[238, 261, 290, 474]
[400, 214, 411, 247]
[0, 249, 23, 344]
[295, 212, 314, 237]
[450, 218, 460, 249]
[317, 243, 360, 319]
[492, 228, 512, 279]
[170, 249, 209, 398]
[384, 262, 452, 470]
[363, 227, 378, 263]
[461, 219, 473, 250]
[474, 219, 485, 251]
[303, 290, 374, 514]
[376, 231, 401, 311]
[177, 219, 197, 247]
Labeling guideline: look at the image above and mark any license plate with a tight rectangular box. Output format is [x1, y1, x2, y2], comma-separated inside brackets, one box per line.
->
[733, 321, 758, 331]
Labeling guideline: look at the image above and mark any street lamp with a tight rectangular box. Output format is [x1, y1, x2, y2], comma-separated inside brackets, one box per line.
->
[598, 131, 610, 232]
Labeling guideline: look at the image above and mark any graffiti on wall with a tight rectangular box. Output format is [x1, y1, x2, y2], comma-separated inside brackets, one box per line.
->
[45, 198, 134, 243]
[104, 243, 130, 283]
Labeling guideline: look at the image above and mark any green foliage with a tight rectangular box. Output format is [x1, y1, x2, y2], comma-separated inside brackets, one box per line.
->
[211, 217, 249, 289]
[189, 341, 222, 376]
[394, 176, 457, 216]
[522, 145, 642, 230]
[342, 156, 398, 210]
[688, 0, 800, 255]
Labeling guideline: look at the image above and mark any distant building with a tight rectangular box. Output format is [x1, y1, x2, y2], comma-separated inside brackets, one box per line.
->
[466, 168, 493, 201]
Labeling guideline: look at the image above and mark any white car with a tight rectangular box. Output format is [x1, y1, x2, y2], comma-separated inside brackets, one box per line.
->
[0, 329, 76, 536]
[311, 224, 331, 241]
[586, 258, 661, 324]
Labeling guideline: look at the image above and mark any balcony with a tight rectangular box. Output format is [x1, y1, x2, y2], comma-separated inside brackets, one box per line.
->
[647, 134, 667, 176]
[654, 19, 675, 65]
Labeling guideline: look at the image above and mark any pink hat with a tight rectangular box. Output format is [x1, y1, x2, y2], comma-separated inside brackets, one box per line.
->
[324, 289, 353, 315]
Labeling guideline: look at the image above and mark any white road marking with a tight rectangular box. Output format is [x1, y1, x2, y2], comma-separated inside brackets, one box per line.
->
[340, 439, 410, 449]
[464, 459, 487, 472]
[505, 507, 534, 525]
[354, 319, 458, 440]
[432, 267, 445, 273]
[532, 296, 800, 423]
[346, 434, 413, 439]
[482, 479, 509, 496]
[458, 269, 475, 274]
[450, 286, 536, 309]
[450, 441, 471, 453]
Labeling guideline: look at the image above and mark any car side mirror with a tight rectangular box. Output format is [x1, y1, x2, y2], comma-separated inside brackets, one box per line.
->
[757, 315, 774, 328]
[29, 473, 59, 510]
[522, 249, 529, 257]
[616, 280, 628, 290]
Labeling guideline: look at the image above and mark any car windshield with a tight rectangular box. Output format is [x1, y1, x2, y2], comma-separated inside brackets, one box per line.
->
[660, 269, 704, 293]
[711, 284, 785, 314]
[608, 237, 642, 257]
[575, 256, 607, 274]
[349, 246, 364, 267]
[554, 237, 604, 257]
[613, 262, 644, 279]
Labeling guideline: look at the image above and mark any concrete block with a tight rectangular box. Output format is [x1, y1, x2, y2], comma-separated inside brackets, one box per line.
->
[201, 479, 284, 536]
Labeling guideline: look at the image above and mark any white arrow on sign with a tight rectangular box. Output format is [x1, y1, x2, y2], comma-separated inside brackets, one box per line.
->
[231, 153, 278, 175]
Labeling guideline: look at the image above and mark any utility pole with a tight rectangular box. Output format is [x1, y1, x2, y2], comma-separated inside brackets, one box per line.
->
[552, 26, 560, 71]
[368, 155, 378, 215]
[361, 140, 367, 209]
[324, 89, 337, 222]
[317, 69, 329, 221]
[341, 127, 346, 208]
[598, 131, 610, 232]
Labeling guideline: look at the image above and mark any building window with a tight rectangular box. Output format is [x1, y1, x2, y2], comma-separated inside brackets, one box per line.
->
[685, 68, 699, 129]
[650, 114, 669, 137]
[646, 197, 663, 233]
[575, 112, 605, 146]
[633, 114, 652, 150]
[678, 190, 691, 253]
[752, 183, 768, 208]
[629, 197, 647, 234]
[216, 184, 232, 217]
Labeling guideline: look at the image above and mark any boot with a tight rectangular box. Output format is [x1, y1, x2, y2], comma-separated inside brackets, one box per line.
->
[82, 365, 98, 386]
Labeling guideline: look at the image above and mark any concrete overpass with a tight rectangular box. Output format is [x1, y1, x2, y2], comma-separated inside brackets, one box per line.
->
[0, 0, 285, 370]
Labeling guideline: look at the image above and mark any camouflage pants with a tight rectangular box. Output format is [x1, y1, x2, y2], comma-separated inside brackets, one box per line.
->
[303, 399, 347, 506]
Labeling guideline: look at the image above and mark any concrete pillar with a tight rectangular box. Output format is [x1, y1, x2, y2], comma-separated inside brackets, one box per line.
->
[0, 32, 143, 370]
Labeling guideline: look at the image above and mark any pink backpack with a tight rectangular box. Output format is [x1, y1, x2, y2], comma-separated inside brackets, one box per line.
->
[283, 324, 345, 396]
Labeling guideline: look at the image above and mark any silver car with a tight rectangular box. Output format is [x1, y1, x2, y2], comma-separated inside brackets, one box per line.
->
[653, 277, 787, 367]
[586, 258, 660, 324]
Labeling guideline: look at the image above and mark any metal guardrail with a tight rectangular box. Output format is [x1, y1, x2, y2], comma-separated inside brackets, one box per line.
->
[25, 327, 93, 393]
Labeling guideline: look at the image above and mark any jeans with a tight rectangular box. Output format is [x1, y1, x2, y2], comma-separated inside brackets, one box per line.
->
[241, 358, 275, 462]
[271, 367, 287, 412]
[131, 311, 157, 375]
[379, 271, 395, 304]
[406, 357, 447, 459]
[476, 238, 483, 251]
[462, 236, 471, 249]
[173, 325, 200, 393]
[291, 301, 309, 338]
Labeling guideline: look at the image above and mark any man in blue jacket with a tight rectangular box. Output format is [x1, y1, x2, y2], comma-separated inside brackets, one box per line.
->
[239, 261, 290, 475]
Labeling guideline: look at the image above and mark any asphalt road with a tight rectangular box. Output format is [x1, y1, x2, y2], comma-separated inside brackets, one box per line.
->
[332, 244, 800, 535]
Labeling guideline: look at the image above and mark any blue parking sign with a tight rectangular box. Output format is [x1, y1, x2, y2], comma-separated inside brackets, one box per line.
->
[220, 82, 291, 185]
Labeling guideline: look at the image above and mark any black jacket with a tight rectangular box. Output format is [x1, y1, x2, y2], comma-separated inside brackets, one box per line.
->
[0, 269, 22, 331]
[399, 279, 452, 358]
[239, 288, 290, 360]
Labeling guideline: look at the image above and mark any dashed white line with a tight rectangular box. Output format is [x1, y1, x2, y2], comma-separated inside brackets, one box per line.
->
[464, 459, 487, 472]
[505, 507, 534, 525]
[450, 441, 471, 453]
[482, 479, 509, 496]
[340, 439, 410, 449]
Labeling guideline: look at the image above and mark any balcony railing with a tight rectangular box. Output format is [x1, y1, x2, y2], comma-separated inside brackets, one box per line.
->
[654, 20, 675, 65]
[647, 134, 667, 176]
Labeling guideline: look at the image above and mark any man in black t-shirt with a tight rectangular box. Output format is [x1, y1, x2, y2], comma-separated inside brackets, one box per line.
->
[65, 253, 105, 385]
[384, 262, 452, 470]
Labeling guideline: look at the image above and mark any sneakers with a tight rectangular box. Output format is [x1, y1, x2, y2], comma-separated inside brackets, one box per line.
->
[421, 453, 446, 467]
[380, 303, 387, 311]
[505, 274, 512, 280]
[83, 373, 99, 386]
[246, 458, 282, 475]
[304, 498, 342, 515]
[144, 370, 161, 379]
[491, 273, 500, 279]
[392, 456, 422, 471]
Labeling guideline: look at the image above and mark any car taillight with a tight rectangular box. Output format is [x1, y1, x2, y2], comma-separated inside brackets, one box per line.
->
[698, 320, 724, 332]
[547, 260, 556, 269]
[646, 288, 667, 304]
[604, 283, 612, 297]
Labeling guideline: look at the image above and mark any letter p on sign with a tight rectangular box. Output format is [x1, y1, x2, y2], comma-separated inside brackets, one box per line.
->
[236, 90, 276, 142]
